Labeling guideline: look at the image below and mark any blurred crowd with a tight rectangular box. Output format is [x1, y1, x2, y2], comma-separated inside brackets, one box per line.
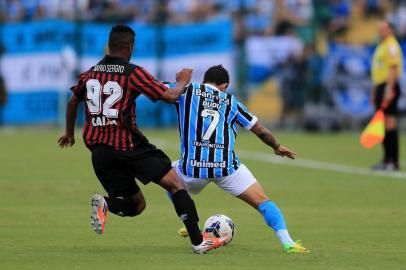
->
[2, 1, 406, 40]
[2, 1, 406, 42]
[0, 1, 393, 27]
[1, 0, 406, 127]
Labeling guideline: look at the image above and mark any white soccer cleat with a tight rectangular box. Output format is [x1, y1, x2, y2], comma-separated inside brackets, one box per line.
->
[192, 233, 226, 254]
[91, 194, 108, 234]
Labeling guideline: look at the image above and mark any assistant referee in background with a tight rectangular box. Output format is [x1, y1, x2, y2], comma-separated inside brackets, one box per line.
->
[371, 19, 402, 171]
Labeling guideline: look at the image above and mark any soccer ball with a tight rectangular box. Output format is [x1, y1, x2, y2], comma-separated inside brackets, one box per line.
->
[203, 214, 235, 244]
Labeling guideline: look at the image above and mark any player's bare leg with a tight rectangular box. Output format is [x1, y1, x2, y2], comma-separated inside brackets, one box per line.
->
[158, 169, 225, 254]
[237, 182, 269, 209]
[158, 169, 186, 193]
[238, 182, 309, 253]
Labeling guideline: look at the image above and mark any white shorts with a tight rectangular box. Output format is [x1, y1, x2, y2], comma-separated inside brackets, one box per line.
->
[173, 161, 257, 196]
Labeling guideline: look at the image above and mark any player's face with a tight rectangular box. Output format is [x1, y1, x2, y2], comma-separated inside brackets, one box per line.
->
[378, 21, 391, 39]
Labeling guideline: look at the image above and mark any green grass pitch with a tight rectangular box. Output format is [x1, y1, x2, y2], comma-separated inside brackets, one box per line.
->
[1, 128, 405, 270]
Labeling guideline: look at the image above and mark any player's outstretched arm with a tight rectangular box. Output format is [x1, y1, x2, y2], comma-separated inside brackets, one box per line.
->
[161, 68, 193, 103]
[250, 121, 297, 159]
[58, 94, 80, 148]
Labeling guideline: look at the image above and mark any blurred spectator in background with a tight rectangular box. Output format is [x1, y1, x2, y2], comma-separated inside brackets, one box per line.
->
[87, 0, 121, 22]
[36, 0, 76, 20]
[21, 0, 40, 20]
[0, 0, 5, 22]
[275, 0, 313, 26]
[282, 0, 314, 43]
[116, 0, 139, 22]
[389, 1, 406, 40]
[312, 0, 331, 28]
[359, 0, 388, 17]
[246, 20, 304, 81]
[166, 0, 226, 24]
[4, 0, 25, 22]
[275, 21, 306, 127]
[328, 0, 351, 37]
[167, 0, 194, 23]
[244, 0, 274, 36]
[304, 43, 324, 104]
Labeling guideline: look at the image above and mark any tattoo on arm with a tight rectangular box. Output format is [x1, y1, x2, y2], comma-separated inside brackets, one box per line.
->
[250, 122, 280, 150]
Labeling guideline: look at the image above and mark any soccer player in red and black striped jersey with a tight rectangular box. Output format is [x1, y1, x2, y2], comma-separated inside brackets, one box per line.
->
[57, 25, 225, 254]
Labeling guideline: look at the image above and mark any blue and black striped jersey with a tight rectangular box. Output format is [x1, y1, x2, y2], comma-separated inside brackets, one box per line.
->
[175, 83, 257, 178]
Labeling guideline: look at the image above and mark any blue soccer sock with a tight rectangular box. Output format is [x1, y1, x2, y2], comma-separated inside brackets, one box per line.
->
[258, 200, 294, 245]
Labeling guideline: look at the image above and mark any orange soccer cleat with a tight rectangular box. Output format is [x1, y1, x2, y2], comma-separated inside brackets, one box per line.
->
[91, 194, 108, 234]
[192, 233, 226, 254]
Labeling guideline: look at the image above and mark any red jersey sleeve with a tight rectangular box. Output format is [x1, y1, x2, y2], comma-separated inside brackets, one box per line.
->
[70, 71, 90, 101]
[128, 67, 168, 102]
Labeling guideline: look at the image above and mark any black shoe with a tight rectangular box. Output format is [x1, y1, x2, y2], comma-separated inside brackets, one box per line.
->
[385, 162, 400, 171]
[372, 162, 387, 171]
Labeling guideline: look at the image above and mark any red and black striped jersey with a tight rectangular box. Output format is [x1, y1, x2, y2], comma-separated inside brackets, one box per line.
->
[70, 55, 168, 151]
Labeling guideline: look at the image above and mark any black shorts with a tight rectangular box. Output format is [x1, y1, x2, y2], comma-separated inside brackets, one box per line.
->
[91, 143, 172, 198]
[374, 82, 401, 115]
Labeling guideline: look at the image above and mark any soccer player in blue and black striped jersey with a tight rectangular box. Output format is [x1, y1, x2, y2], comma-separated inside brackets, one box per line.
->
[172, 65, 309, 253]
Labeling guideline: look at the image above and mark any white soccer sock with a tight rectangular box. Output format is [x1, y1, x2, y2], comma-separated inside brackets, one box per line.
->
[276, 229, 295, 245]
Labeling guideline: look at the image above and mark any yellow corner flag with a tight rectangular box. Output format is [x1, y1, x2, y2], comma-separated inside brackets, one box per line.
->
[360, 110, 385, 149]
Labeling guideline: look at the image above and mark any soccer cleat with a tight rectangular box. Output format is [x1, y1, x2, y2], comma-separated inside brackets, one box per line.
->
[91, 194, 108, 234]
[192, 233, 226, 254]
[372, 161, 400, 171]
[178, 227, 189, 238]
[283, 240, 310, 253]
[372, 161, 386, 171]
[385, 162, 400, 171]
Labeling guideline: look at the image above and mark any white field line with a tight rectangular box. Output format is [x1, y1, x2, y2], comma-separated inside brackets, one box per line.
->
[152, 138, 406, 180]
[237, 150, 406, 180]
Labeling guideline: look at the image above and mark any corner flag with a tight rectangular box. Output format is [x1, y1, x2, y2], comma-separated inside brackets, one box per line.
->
[360, 110, 385, 149]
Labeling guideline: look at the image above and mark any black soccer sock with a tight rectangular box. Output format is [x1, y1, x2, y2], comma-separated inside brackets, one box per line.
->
[383, 130, 391, 163]
[171, 190, 203, 246]
[386, 129, 399, 165]
[104, 196, 139, 217]
[393, 129, 399, 165]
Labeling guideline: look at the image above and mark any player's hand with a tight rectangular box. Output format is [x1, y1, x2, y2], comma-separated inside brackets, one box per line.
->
[58, 133, 75, 148]
[176, 68, 193, 85]
[274, 145, 297, 160]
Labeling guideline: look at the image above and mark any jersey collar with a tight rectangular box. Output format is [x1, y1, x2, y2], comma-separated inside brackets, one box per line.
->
[203, 83, 221, 92]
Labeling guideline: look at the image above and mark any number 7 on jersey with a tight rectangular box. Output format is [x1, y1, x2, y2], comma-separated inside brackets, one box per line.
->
[201, 109, 220, 140]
